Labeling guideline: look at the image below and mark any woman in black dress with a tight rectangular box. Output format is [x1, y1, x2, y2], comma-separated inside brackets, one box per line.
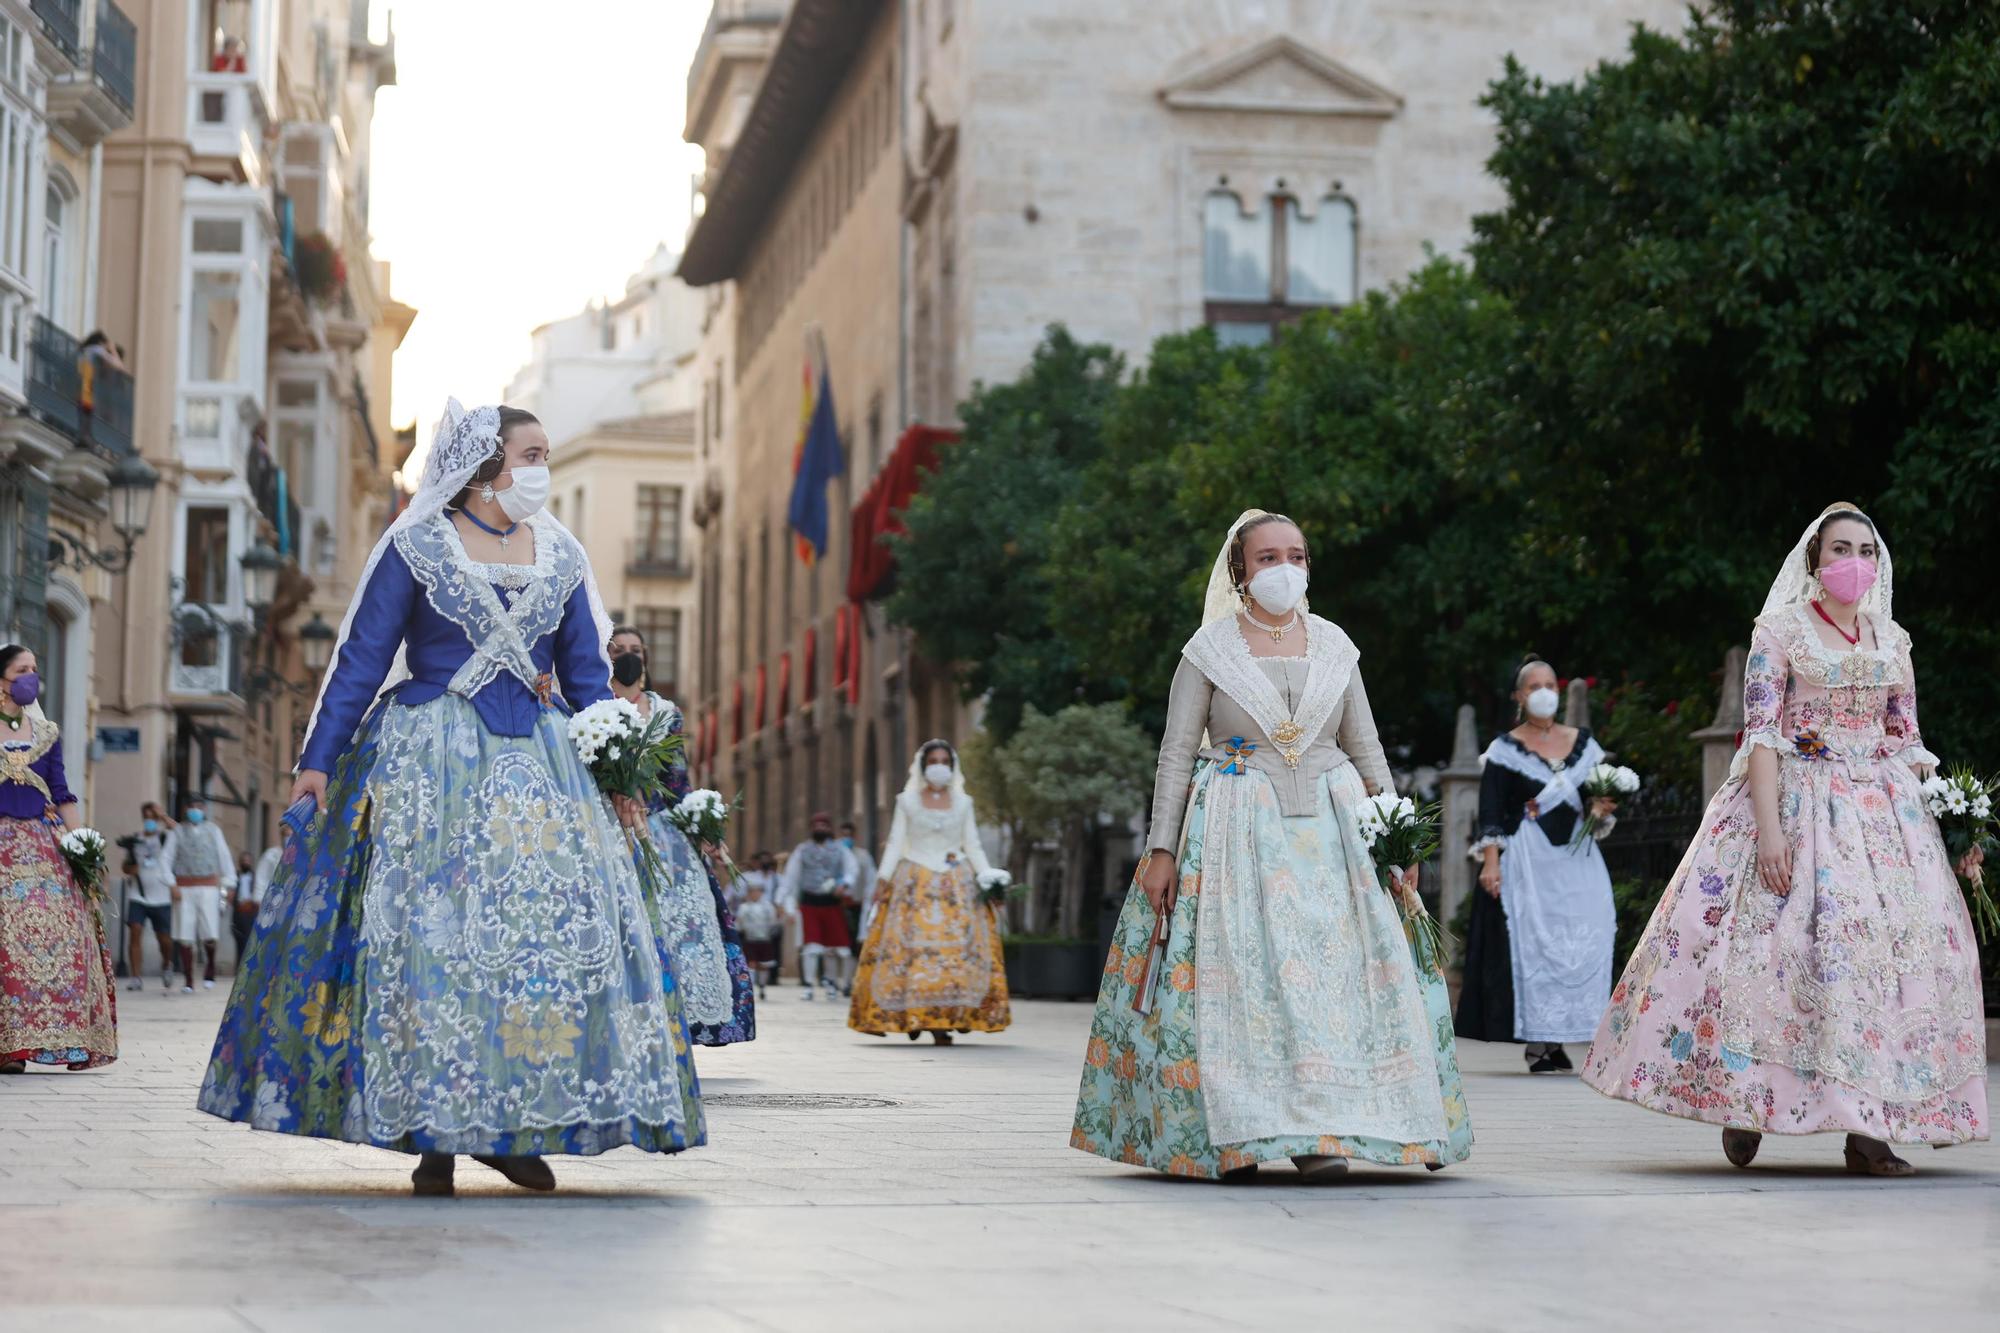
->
[1455, 659, 1618, 1073]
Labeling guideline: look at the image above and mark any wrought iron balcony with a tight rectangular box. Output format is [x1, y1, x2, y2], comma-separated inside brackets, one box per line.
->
[30, 0, 82, 66]
[26, 316, 82, 440]
[86, 358, 135, 456]
[93, 1, 137, 116]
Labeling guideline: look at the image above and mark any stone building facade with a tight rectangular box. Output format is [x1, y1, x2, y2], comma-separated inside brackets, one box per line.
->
[677, 0, 1685, 859]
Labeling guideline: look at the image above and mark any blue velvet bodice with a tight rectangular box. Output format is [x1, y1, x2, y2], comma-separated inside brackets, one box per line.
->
[300, 514, 612, 774]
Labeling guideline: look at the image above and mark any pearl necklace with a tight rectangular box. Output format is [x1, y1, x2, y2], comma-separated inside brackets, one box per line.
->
[1241, 608, 1300, 642]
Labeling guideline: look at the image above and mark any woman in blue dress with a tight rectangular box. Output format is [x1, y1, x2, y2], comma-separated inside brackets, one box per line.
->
[608, 625, 755, 1046]
[198, 401, 705, 1196]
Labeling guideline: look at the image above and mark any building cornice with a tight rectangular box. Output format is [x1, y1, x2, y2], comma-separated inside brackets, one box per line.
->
[678, 0, 887, 287]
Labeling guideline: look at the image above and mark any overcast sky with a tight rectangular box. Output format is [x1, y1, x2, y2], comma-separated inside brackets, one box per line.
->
[368, 0, 709, 475]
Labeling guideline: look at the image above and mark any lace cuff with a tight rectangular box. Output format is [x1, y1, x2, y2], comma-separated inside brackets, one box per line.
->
[1592, 814, 1618, 841]
[1894, 743, 1941, 771]
[1467, 833, 1505, 861]
[1725, 732, 1788, 786]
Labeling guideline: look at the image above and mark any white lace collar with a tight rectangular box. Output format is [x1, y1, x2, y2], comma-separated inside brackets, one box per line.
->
[1481, 730, 1602, 784]
[439, 510, 560, 585]
[1757, 602, 1909, 688]
[1181, 613, 1359, 768]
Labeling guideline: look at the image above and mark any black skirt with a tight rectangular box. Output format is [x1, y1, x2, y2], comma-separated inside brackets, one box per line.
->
[1454, 884, 1519, 1043]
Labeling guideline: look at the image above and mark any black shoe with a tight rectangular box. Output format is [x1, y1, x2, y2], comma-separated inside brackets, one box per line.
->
[1547, 1045, 1573, 1071]
[1220, 1163, 1259, 1185]
[411, 1153, 455, 1197]
[1527, 1053, 1562, 1073]
[1722, 1128, 1762, 1168]
[472, 1154, 556, 1192]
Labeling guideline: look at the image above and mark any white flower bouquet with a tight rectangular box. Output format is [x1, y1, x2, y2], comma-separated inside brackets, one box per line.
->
[1920, 768, 1999, 941]
[664, 787, 744, 885]
[567, 698, 685, 891]
[976, 868, 1020, 907]
[1353, 792, 1448, 970]
[1570, 763, 1641, 850]
[58, 827, 108, 898]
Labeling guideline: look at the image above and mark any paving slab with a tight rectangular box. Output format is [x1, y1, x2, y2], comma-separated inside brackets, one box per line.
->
[1, 982, 1993, 1331]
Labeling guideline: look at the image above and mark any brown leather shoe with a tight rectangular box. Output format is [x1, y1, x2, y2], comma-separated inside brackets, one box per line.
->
[411, 1153, 455, 1197]
[473, 1154, 556, 1191]
[1722, 1128, 1762, 1168]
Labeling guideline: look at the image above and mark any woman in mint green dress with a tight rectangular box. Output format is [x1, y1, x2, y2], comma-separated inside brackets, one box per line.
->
[1071, 510, 1471, 1181]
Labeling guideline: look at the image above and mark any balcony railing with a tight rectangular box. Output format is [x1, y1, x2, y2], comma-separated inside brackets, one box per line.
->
[247, 438, 303, 561]
[31, 0, 82, 65]
[27, 316, 82, 439]
[86, 359, 135, 456]
[626, 537, 693, 580]
[93, 1, 137, 116]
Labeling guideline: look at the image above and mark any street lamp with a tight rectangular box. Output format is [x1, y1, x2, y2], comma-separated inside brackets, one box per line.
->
[240, 541, 281, 613]
[299, 612, 336, 673]
[46, 451, 161, 574]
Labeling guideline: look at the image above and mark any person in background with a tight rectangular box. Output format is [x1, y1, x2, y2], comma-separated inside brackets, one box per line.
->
[163, 794, 233, 991]
[731, 851, 775, 914]
[210, 35, 247, 72]
[229, 849, 272, 968]
[126, 801, 177, 992]
[840, 820, 878, 954]
[779, 813, 858, 1001]
[735, 881, 780, 1000]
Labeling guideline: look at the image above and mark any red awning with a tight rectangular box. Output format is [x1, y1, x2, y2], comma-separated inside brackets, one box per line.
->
[846, 423, 956, 603]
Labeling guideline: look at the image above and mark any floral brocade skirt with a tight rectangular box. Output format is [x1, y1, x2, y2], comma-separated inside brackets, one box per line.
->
[198, 694, 706, 1156]
[848, 859, 1010, 1035]
[0, 815, 116, 1068]
[1071, 764, 1471, 1177]
[1582, 757, 1987, 1145]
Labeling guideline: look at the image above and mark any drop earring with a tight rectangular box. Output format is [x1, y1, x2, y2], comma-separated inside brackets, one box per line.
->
[479, 480, 497, 504]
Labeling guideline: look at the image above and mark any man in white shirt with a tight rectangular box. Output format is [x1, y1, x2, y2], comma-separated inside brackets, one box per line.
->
[162, 794, 234, 991]
[779, 813, 859, 1000]
[125, 802, 178, 992]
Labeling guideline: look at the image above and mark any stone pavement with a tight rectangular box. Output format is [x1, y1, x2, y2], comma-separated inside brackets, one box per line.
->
[2, 983, 1994, 1332]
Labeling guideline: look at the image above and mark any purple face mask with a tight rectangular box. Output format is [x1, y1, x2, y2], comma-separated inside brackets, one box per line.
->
[8, 671, 38, 707]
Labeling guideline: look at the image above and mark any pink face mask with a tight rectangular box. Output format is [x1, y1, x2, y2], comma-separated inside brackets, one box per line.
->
[1818, 555, 1878, 604]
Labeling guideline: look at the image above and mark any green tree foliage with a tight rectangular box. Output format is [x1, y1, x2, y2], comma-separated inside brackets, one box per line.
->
[891, 0, 2000, 769]
[884, 328, 1124, 738]
[995, 703, 1157, 939]
[1473, 0, 2000, 758]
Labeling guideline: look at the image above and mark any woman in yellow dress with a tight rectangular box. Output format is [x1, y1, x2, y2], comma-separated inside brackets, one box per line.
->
[848, 741, 1010, 1045]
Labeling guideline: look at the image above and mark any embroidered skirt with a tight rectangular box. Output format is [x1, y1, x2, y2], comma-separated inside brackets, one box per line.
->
[646, 819, 755, 1047]
[1583, 756, 1987, 1144]
[848, 859, 1010, 1035]
[197, 694, 706, 1156]
[0, 816, 116, 1069]
[1071, 761, 1471, 1176]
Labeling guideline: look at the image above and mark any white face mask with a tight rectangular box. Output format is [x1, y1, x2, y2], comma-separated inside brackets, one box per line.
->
[1524, 686, 1560, 720]
[1247, 564, 1309, 616]
[495, 465, 551, 522]
[924, 763, 954, 789]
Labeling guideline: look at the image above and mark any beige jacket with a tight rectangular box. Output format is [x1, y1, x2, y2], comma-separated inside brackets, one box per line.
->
[1145, 617, 1392, 853]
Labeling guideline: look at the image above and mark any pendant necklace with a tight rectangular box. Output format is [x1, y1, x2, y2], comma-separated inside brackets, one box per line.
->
[1243, 608, 1298, 642]
[0, 708, 18, 732]
[460, 507, 521, 550]
[1811, 600, 1861, 646]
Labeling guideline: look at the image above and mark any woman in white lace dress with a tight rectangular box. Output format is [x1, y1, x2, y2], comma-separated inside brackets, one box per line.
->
[848, 741, 1010, 1044]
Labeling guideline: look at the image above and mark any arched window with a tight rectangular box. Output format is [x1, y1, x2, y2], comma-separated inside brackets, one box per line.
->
[1202, 187, 1358, 345]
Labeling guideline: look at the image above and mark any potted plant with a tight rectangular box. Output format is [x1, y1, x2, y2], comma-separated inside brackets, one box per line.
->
[1001, 932, 1103, 1000]
[292, 232, 347, 307]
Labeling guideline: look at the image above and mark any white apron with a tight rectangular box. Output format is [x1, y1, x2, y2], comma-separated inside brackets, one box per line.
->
[1489, 738, 1617, 1044]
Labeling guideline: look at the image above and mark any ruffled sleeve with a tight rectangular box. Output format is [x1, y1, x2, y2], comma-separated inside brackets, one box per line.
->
[1883, 628, 1940, 770]
[1145, 657, 1212, 854]
[876, 796, 908, 882]
[959, 796, 996, 879]
[1726, 617, 1792, 784]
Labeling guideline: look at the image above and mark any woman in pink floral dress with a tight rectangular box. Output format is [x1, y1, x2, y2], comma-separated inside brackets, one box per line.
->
[1582, 504, 1987, 1174]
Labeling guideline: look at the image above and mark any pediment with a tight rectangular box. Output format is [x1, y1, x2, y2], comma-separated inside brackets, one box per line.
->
[1159, 35, 1401, 118]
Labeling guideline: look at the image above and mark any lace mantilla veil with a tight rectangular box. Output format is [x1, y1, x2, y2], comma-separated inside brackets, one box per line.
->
[300, 398, 617, 763]
[900, 737, 969, 802]
[1759, 500, 1894, 622]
